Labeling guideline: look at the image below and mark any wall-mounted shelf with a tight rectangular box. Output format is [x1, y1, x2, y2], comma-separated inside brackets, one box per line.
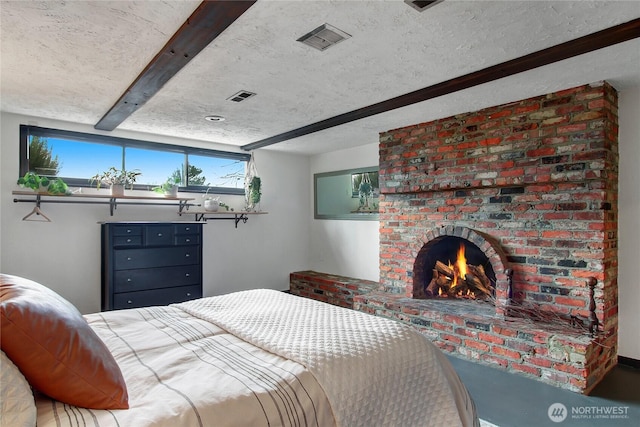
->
[12, 191, 195, 217]
[177, 210, 268, 228]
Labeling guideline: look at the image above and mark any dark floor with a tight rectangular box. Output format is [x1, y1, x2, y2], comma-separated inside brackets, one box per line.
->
[448, 356, 640, 427]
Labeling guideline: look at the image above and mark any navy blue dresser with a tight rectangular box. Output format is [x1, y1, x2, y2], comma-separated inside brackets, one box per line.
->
[101, 222, 203, 311]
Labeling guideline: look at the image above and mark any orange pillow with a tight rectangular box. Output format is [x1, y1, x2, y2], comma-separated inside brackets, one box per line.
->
[0, 274, 128, 409]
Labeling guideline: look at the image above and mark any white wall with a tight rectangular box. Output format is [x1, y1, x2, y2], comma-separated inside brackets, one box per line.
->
[618, 86, 640, 360]
[0, 113, 310, 314]
[309, 143, 380, 281]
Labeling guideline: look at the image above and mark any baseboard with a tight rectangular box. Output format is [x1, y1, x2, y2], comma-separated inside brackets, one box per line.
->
[618, 355, 640, 369]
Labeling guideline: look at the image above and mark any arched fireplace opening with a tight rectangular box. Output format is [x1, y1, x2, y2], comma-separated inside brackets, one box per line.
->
[418, 236, 497, 300]
[411, 227, 511, 311]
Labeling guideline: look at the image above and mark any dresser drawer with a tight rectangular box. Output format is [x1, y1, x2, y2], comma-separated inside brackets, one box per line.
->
[144, 225, 174, 246]
[175, 224, 199, 235]
[175, 234, 200, 245]
[113, 284, 202, 310]
[113, 265, 201, 292]
[113, 235, 142, 247]
[114, 246, 200, 270]
[112, 225, 143, 237]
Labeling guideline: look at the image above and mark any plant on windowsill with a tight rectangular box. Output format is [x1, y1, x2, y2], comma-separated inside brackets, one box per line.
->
[17, 172, 71, 195]
[153, 174, 181, 198]
[18, 171, 49, 193]
[90, 167, 141, 196]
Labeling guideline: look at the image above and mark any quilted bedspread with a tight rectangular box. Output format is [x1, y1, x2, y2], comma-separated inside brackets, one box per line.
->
[178, 289, 477, 427]
[36, 303, 334, 427]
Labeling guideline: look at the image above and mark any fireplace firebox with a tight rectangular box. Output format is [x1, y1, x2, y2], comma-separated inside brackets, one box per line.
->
[415, 234, 498, 300]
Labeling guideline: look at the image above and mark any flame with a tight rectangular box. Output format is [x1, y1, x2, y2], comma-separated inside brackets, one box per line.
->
[448, 260, 457, 288]
[456, 243, 467, 280]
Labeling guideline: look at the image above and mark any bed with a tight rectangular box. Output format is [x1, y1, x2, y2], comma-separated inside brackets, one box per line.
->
[0, 274, 478, 426]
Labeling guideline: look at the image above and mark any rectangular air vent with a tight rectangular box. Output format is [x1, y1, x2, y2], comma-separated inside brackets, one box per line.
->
[227, 90, 256, 102]
[297, 23, 351, 51]
[405, 0, 444, 12]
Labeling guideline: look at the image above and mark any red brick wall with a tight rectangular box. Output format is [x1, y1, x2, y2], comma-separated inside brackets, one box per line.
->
[373, 82, 619, 392]
[289, 270, 378, 308]
[378, 82, 618, 338]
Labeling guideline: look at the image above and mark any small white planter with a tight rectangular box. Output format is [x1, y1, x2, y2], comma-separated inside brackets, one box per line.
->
[164, 185, 178, 198]
[203, 199, 219, 212]
[110, 184, 125, 196]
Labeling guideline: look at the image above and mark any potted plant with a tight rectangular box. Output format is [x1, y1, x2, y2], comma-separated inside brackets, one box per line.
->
[246, 176, 261, 211]
[90, 167, 141, 196]
[47, 178, 71, 195]
[153, 173, 181, 198]
[17, 172, 71, 195]
[17, 171, 49, 193]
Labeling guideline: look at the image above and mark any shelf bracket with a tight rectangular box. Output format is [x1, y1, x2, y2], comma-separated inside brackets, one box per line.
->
[235, 213, 248, 228]
[178, 200, 190, 213]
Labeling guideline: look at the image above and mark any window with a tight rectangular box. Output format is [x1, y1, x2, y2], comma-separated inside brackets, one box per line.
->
[19, 125, 250, 195]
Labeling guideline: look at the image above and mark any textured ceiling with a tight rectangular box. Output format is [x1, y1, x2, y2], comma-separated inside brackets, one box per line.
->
[1, 0, 639, 155]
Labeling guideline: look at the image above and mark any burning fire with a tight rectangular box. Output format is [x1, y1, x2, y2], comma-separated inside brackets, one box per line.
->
[450, 244, 467, 289]
[427, 242, 494, 300]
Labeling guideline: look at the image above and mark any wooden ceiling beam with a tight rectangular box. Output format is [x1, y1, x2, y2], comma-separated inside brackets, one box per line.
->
[241, 17, 640, 151]
[95, 0, 256, 131]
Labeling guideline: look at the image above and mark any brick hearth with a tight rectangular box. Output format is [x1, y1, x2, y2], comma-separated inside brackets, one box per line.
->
[373, 81, 619, 393]
[291, 270, 608, 393]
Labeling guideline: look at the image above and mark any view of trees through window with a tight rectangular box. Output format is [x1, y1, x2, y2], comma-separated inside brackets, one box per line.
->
[20, 125, 250, 194]
[28, 136, 61, 176]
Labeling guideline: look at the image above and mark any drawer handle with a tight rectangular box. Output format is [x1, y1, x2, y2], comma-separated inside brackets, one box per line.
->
[185, 253, 190, 258]
[186, 293, 191, 297]
[157, 233, 163, 237]
[185, 238, 191, 242]
[185, 273, 190, 277]
[127, 300, 132, 304]
[127, 229, 132, 234]
[185, 227, 190, 231]
[127, 278, 132, 282]
[127, 257, 132, 261]
[126, 238, 132, 243]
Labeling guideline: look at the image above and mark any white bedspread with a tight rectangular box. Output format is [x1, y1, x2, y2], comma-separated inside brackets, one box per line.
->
[35, 289, 477, 427]
[178, 289, 477, 427]
[36, 304, 334, 427]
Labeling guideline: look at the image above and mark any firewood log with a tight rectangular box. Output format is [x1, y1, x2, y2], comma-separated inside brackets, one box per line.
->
[469, 264, 494, 291]
[464, 272, 492, 296]
[426, 272, 439, 296]
[435, 260, 454, 278]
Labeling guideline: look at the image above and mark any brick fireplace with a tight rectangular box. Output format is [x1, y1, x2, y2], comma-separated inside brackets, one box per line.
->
[355, 81, 619, 393]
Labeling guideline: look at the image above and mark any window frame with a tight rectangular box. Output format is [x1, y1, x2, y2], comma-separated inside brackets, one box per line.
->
[19, 125, 251, 195]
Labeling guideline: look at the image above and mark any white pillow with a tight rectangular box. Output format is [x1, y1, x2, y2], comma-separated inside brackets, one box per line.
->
[1, 350, 37, 427]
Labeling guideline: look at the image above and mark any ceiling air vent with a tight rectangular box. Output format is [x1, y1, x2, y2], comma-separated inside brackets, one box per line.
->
[404, 0, 444, 12]
[297, 23, 351, 51]
[227, 90, 256, 102]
